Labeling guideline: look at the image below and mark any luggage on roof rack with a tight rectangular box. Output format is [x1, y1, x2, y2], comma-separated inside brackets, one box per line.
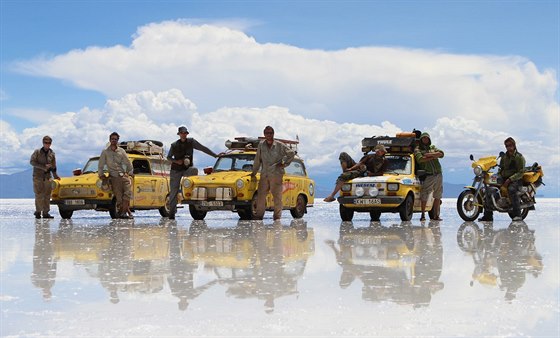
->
[361, 130, 420, 154]
[225, 136, 299, 151]
[119, 140, 164, 155]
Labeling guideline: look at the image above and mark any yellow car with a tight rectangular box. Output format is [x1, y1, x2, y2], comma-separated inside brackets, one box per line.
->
[181, 137, 315, 220]
[51, 140, 172, 219]
[337, 133, 435, 221]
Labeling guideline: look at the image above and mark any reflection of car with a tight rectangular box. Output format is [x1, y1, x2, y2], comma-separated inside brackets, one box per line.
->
[337, 132, 435, 221]
[180, 137, 315, 220]
[326, 221, 443, 307]
[181, 219, 314, 312]
[51, 141, 172, 219]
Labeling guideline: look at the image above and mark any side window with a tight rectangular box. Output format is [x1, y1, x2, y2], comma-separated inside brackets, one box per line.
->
[285, 160, 305, 176]
[132, 159, 151, 175]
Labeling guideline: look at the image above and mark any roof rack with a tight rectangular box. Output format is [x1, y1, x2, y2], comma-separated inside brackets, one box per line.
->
[225, 136, 299, 152]
[361, 130, 421, 154]
[119, 140, 164, 155]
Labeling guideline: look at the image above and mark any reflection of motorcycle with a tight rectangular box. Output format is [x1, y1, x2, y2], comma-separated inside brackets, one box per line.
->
[457, 153, 544, 221]
[182, 219, 314, 313]
[456, 221, 543, 301]
[327, 221, 444, 307]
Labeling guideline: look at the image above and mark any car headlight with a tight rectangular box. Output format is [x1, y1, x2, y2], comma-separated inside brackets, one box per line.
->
[341, 183, 352, 192]
[96, 179, 103, 189]
[309, 183, 314, 196]
[236, 179, 245, 189]
[183, 178, 193, 189]
[51, 180, 58, 190]
[473, 165, 483, 176]
[367, 187, 379, 197]
[355, 187, 364, 197]
[387, 183, 399, 191]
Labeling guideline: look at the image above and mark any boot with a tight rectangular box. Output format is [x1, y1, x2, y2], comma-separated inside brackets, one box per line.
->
[42, 212, 54, 219]
[478, 211, 493, 222]
[34, 212, 41, 219]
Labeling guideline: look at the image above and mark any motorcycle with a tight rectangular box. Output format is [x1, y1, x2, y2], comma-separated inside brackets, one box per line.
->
[457, 152, 544, 221]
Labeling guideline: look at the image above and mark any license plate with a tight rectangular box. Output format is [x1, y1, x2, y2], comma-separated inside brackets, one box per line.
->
[201, 201, 223, 207]
[353, 198, 381, 205]
[65, 199, 85, 205]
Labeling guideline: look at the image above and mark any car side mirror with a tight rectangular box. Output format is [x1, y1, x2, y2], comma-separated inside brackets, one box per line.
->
[72, 168, 82, 176]
[203, 167, 213, 175]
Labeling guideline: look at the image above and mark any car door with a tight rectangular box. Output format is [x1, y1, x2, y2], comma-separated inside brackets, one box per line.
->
[131, 159, 156, 208]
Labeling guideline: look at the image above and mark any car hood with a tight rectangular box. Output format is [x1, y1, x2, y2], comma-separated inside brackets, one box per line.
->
[57, 173, 99, 186]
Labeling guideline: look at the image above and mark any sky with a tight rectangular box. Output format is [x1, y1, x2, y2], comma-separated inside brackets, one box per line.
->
[1, 0, 559, 196]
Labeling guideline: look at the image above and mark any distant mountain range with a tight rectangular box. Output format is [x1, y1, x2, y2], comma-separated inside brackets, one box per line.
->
[0, 169, 468, 199]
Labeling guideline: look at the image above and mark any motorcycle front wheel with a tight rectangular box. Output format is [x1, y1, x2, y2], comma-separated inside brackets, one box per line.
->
[457, 189, 482, 221]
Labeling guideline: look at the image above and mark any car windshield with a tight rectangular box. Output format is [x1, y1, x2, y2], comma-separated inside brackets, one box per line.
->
[82, 158, 100, 174]
[214, 154, 255, 172]
[385, 155, 412, 175]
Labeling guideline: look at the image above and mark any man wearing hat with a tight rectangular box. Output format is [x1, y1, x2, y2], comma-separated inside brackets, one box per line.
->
[324, 144, 388, 202]
[30, 135, 60, 218]
[166, 126, 219, 219]
[414, 132, 444, 221]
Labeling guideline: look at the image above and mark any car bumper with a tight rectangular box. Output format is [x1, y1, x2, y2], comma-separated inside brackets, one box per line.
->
[183, 199, 252, 211]
[51, 199, 111, 210]
[337, 195, 405, 209]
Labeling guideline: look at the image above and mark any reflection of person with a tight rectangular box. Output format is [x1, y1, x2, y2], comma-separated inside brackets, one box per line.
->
[324, 145, 388, 202]
[479, 137, 526, 221]
[166, 126, 219, 220]
[167, 224, 216, 311]
[250, 126, 295, 220]
[414, 132, 444, 221]
[31, 220, 57, 300]
[30, 135, 60, 219]
[98, 132, 134, 219]
[98, 224, 131, 304]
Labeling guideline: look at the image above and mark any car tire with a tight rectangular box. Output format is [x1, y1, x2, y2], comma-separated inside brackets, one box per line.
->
[109, 198, 118, 219]
[159, 194, 171, 217]
[58, 207, 73, 219]
[370, 211, 381, 221]
[290, 194, 307, 219]
[339, 204, 354, 222]
[399, 194, 414, 221]
[189, 205, 207, 220]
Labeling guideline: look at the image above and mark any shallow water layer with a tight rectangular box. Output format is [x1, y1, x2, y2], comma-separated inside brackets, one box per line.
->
[1, 198, 559, 337]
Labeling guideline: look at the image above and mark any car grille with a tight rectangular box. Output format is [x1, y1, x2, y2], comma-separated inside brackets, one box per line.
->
[192, 187, 234, 200]
[59, 187, 97, 198]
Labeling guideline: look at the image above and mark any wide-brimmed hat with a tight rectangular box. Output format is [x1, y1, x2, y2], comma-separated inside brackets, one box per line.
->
[177, 126, 189, 135]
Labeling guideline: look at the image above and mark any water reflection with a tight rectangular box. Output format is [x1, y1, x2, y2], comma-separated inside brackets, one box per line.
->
[31, 219, 57, 301]
[326, 221, 444, 307]
[34, 218, 313, 312]
[456, 220, 543, 301]
[183, 219, 314, 313]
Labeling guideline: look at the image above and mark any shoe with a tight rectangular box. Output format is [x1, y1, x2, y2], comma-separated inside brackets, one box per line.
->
[168, 215, 175, 220]
[478, 216, 493, 222]
[42, 213, 54, 219]
[119, 213, 133, 219]
[323, 196, 336, 202]
[512, 216, 522, 221]
[432, 217, 443, 221]
[34, 212, 41, 219]
[420, 215, 426, 221]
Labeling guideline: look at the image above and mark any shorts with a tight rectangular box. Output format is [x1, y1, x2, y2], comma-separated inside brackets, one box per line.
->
[420, 173, 443, 201]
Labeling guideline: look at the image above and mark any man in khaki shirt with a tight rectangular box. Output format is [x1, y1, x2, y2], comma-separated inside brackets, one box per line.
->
[250, 126, 295, 220]
[30, 135, 60, 219]
[98, 132, 134, 219]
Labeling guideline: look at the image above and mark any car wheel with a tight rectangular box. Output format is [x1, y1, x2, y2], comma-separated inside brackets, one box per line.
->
[159, 195, 170, 217]
[58, 207, 73, 219]
[290, 194, 306, 219]
[109, 199, 118, 219]
[189, 205, 207, 220]
[339, 204, 354, 222]
[399, 194, 414, 221]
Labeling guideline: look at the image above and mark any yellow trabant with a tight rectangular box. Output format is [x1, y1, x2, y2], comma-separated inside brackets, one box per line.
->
[180, 137, 315, 220]
[51, 141, 172, 219]
[337, 133, 435, 221]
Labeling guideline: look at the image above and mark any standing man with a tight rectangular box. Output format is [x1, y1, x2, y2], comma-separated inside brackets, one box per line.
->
[479, 137, 526, 221]
[98, 132, 134, 219]
[30, 135, 60, 219]
[414, 132, 444, 221]
[167, 126, 219, 220]
[250, 126, 295, 220]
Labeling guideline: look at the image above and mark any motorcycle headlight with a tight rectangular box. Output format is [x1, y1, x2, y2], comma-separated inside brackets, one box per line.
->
[473, 165, 483, 176]
[341, 183, 352, 192]
[355, 187, 365, 197]
[236, 179, 245, 189]
[183, 178, 193, 189]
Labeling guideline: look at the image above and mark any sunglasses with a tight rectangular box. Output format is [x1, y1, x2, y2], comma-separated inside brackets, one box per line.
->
[264, 132, 274, 135]
[110, 138, 119, 141]
[43, 141, 51, 144]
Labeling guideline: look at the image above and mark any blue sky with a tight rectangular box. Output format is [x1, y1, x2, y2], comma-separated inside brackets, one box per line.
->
[1, 0, 559, 196]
